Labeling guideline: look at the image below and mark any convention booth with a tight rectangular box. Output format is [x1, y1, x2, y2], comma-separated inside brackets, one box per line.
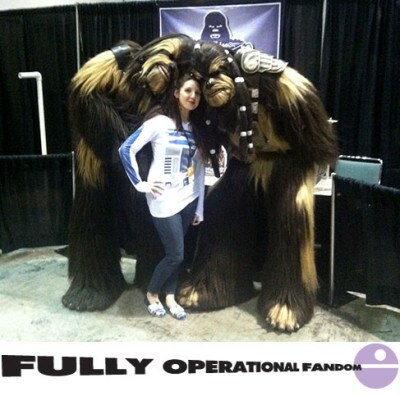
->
[0, 0, 399, 310]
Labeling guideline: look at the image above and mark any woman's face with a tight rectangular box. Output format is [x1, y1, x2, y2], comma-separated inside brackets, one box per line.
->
[174, 79, 201, 113]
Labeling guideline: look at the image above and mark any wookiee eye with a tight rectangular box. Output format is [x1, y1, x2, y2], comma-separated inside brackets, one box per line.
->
[205, 79, 215, 89]
[204, 71, 217, 88]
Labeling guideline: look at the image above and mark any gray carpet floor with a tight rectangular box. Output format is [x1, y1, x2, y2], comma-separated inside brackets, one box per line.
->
[0, 246, 399, 342]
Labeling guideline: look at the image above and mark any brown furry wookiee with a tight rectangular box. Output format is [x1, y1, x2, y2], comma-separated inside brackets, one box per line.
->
[63, 34, 337, 332]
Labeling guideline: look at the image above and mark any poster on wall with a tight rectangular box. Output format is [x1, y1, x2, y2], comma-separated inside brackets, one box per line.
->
[159, 2, 282, 57]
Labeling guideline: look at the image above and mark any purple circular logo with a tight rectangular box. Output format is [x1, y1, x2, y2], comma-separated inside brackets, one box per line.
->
[354, 344, 398, 389]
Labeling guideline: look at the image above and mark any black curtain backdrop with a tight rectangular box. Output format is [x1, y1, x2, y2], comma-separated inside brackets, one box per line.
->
[0, 6, 76, 156]
[0, 154, 74, 253]
[281, 0, 324, 87]
[0, 12, 35, 155]
[78, 1, 158, 63]
[321, 0, 400, 188]
[334, 176, 400, 309]
[0, 2, 159, 158]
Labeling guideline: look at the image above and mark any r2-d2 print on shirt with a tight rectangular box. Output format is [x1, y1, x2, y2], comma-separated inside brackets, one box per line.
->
[164, 130, 195, 188]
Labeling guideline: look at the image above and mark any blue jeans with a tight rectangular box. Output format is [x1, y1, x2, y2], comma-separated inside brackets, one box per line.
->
[147, 198, 198, 295]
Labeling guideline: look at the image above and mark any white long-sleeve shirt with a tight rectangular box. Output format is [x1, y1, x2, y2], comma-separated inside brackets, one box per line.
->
[119, 114, 205, 220]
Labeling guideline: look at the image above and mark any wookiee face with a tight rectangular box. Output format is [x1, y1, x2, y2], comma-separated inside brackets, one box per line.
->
[191, 42, 236, 108]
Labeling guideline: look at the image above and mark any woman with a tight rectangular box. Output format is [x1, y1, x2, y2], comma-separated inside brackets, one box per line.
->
[119, 74, 206, 320]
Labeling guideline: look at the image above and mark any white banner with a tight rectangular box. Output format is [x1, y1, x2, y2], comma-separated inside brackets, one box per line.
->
[1, 342, 399, 395]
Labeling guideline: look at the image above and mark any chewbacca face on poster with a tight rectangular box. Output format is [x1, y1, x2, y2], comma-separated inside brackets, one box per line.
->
[200, 11, 231, 43]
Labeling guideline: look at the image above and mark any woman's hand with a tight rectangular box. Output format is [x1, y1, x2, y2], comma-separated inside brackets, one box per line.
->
[192, 214, 202, 226]
[135, 181, 164, 198]
[149, 181, 164, 198]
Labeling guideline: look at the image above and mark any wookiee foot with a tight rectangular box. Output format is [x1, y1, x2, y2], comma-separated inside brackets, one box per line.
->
[177, 283, 200, 309]
[177, 281, 228, 310]
[264, 303, 303, 333]
[61, 284, 126, 312]
[177, 280, 255, 310]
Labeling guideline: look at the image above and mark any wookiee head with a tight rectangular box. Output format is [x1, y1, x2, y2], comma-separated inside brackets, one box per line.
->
[191, 41, 255, 160]
[191, 41, 236, 108]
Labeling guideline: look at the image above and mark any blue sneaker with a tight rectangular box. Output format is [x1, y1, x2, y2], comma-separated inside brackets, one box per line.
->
[144, 296, 166, 318]
[169, 304, 187, 320]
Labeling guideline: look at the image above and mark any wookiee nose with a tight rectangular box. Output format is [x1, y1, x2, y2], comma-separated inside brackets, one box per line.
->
[206, 78, 215, 89]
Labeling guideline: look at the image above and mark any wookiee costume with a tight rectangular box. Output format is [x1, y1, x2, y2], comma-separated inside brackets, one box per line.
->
[63, 34, 337, 332]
